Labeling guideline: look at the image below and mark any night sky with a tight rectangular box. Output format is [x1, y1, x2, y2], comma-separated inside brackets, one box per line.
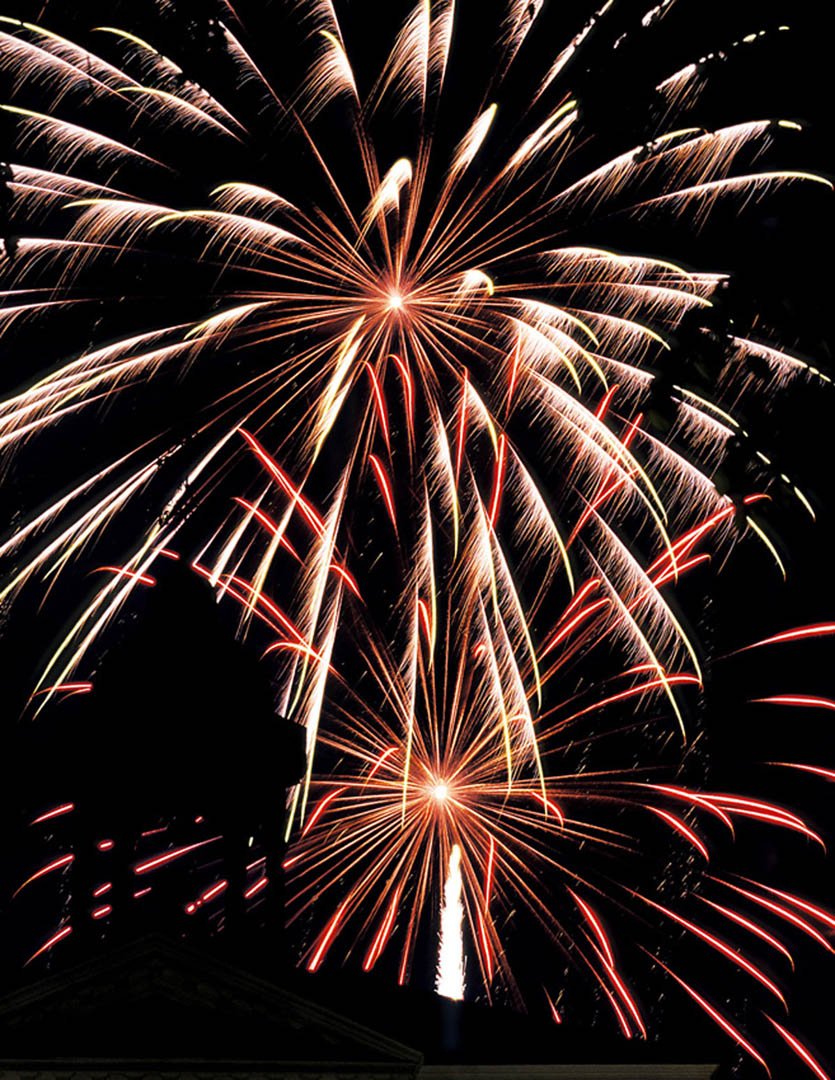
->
[1, 1, 834, 1077]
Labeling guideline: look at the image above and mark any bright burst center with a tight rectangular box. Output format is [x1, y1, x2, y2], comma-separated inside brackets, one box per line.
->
[387, 291, 404, 311]
[432, 782, 449, 803]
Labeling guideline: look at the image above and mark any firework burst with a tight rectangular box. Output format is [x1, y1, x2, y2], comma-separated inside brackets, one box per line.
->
[1, 1, 833, 1074]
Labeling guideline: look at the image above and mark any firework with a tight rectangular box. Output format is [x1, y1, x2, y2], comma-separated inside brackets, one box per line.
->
[1, 1, 832, 1074]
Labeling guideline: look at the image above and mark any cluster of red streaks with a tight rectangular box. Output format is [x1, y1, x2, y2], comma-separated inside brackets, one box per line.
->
[22, 377, 833, 1067]
[368, 453, 397, 528]
[239, 428, 325, 536]
[363, 888, 401, 971]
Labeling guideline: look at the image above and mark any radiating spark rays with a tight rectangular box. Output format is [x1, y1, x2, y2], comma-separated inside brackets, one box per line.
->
[0, 4, 830, 1063]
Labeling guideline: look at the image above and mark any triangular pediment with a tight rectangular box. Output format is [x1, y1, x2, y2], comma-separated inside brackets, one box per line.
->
[0, 934, 422, 1071]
